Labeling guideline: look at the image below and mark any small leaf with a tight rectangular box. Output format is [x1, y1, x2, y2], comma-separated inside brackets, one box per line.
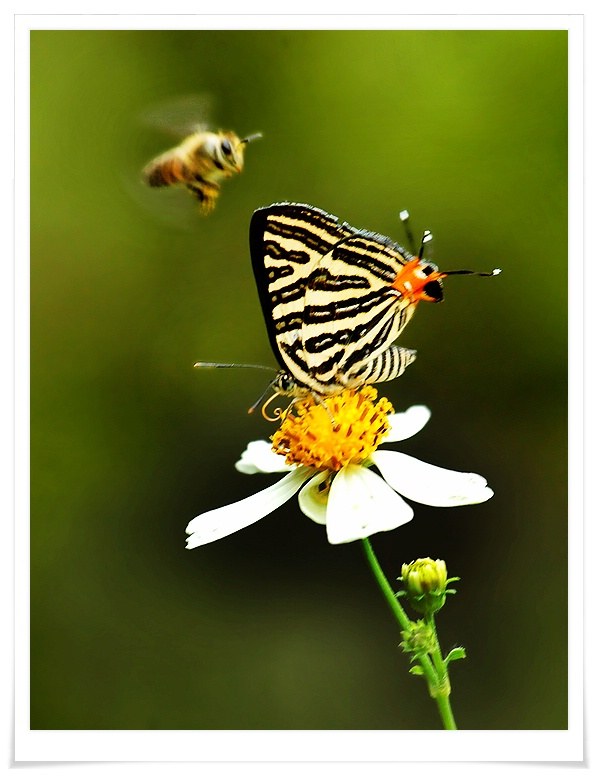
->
[409, 665, 425, 676]
[445, 647, 467, 664]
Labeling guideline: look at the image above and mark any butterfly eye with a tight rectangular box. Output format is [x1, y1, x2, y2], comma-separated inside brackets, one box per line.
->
[220, 139, 232, 156]
[278, 373, 295, 393]
[422, 279, 444, 302]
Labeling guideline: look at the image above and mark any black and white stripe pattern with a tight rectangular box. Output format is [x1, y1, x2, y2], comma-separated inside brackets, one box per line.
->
[250, 203, 418, 396]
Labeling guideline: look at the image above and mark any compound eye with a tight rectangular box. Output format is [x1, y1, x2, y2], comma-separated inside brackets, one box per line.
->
[422, 279, 444, 302]
[279, 373, 294, 392]
[220, 139, 232, 156]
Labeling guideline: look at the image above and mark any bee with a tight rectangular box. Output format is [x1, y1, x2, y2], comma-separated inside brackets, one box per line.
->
[142, 129, 262, 215]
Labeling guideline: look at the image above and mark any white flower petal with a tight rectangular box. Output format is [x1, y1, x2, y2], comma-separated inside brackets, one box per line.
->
[235, 439, 291, 474]
[298, 471, 330, 525]
[326, 464, 414, 544]
[186, 467, 311, 548]
[372, 450, 494, 507]
[384, 405, 432, 442]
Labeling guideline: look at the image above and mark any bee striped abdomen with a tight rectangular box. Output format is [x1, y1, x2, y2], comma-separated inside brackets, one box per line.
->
[143, 154, 191, 187]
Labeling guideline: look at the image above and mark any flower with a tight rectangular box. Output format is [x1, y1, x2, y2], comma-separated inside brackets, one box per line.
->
[185, 388, 494, 548]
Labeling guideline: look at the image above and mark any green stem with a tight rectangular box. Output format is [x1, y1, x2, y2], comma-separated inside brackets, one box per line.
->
[425, 613, 457, 730]
[361, 537, 411, 631]
[361, 537, 457, 730]
[435, 689, 457, 730]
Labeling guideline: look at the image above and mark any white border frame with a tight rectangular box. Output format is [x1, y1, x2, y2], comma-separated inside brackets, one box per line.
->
[14, 12, 584, 764]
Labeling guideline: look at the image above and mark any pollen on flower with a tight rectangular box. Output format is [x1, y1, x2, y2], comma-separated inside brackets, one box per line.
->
[270, 386, 394, 472]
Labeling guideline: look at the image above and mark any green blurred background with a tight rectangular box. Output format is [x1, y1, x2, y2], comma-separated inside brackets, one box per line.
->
[30, 29, 567, 730]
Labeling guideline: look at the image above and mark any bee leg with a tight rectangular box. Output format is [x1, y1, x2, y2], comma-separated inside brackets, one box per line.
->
[186, 182, 219, 215]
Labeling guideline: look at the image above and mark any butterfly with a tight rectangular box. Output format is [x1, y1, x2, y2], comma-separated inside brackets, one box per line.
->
[250, 202, 499, 407]
[197, 203, 499, 415]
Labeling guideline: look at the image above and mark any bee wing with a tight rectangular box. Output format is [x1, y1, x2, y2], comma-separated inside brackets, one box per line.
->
[139, 92, 214, 138]
[121, 93, 212, 229]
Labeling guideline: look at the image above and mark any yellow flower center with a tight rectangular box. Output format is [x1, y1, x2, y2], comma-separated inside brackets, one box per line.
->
[271, 386, 394, 472]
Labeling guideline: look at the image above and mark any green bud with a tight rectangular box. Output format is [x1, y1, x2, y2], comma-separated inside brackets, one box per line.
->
[400, 620, 436, 657]
[399, 558, 452, 616]
[401, 558, 448, 594]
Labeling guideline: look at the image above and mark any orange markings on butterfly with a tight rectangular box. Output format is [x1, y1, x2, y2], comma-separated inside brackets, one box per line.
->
[390, 258, 447, 304]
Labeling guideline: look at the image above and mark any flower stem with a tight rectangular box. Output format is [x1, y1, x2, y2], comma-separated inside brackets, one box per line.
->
[361, 537, 414, 633]
[360, 537, 457, 730]
[425, 613, 457, 730]
[434, 687, 457, 730]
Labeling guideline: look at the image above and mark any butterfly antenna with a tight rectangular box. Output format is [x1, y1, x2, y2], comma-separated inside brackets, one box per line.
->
[196, 362, 281, 415]
[442, 268, 502, 277]
[418, 230, 433, 260]
[194, 361, 275, 371]
[399, 210, 417, 256]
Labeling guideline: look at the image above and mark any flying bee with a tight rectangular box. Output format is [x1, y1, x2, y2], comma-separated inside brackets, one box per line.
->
[142, 129, 262, 215]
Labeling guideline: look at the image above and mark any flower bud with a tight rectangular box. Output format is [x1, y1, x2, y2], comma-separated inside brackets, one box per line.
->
[399, 558, 452, 615]
[400, 620, 436, 657]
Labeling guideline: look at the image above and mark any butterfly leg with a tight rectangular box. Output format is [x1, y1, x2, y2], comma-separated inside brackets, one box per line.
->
[306, 392, 336, 422]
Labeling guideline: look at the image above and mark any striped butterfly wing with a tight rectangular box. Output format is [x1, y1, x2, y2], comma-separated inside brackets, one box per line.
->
[249, 203, 357, 385]
[250, 202, 418, 396]
[301, 230, 418, 390]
